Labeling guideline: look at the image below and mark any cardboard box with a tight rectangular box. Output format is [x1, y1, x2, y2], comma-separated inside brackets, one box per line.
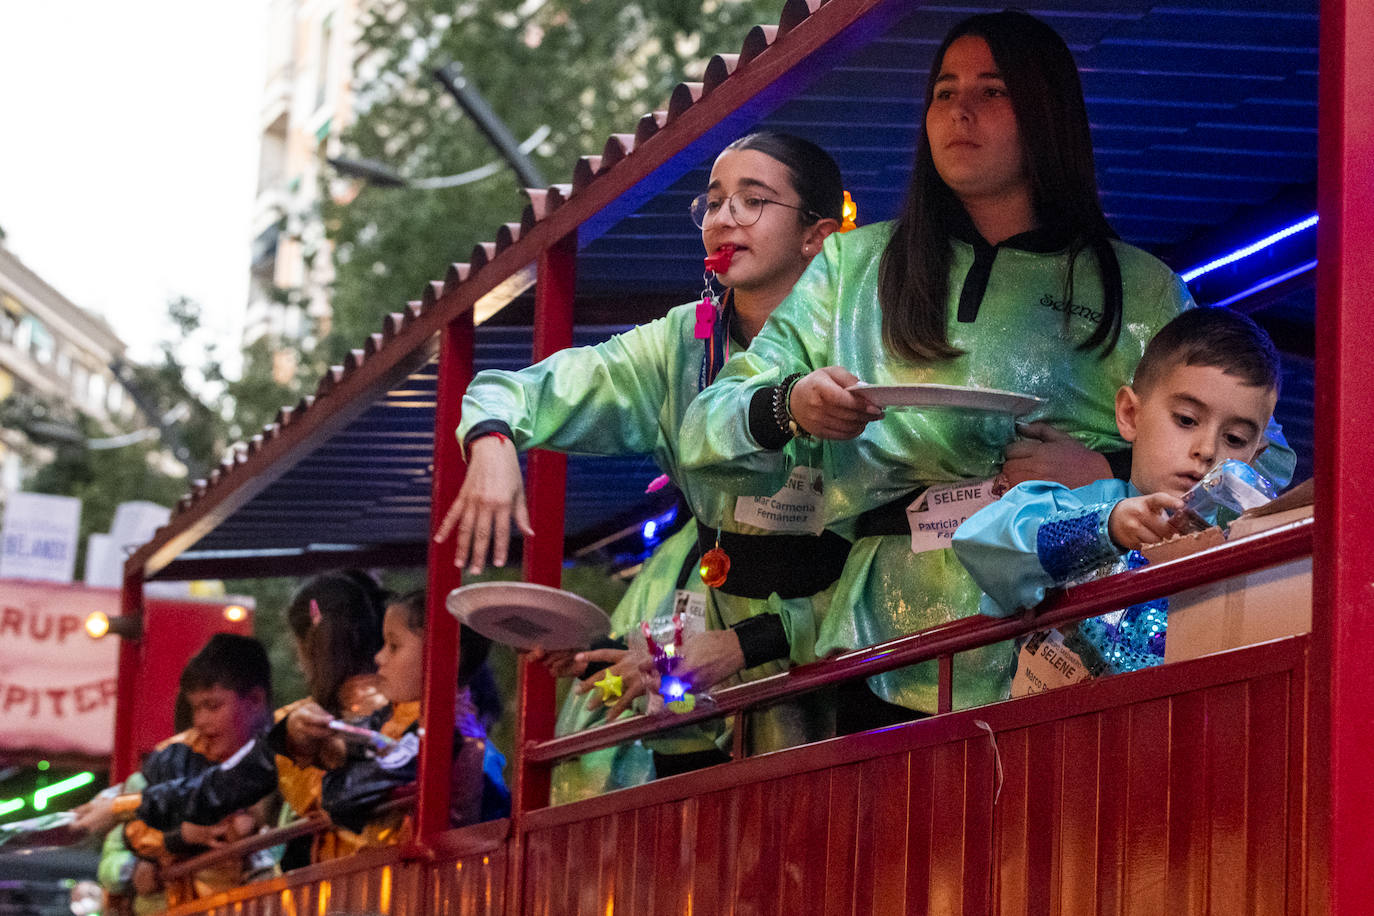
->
[1149, 484, 1314, 664]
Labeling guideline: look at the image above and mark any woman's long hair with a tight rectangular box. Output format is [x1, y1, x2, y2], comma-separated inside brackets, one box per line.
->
[285, 570, 387, 714]
[878, 9, 1123, 362]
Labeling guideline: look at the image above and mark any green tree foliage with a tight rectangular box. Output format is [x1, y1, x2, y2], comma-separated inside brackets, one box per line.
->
[324, 0, 781, 356]
[223, 576, 310, 707]
[27, 415, 188, 558]
[19, 296, 311, 703]
[26, 296, 221, 559]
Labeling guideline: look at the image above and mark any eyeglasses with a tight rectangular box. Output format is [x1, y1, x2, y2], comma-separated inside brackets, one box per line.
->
[689, 191, 820, 228]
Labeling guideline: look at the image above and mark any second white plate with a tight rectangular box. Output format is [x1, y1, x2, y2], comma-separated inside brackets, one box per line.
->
[847, 382, 1043, 416]
[446, 581, 612, 651]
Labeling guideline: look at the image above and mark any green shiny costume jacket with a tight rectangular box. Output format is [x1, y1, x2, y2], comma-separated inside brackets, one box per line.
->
[548, 523, 695, 804]
[459, 302, 834, 756]
[680, 221, 1195, 713]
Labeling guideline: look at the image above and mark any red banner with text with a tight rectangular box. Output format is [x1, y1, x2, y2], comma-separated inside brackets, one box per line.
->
[0, 580, 119, 755]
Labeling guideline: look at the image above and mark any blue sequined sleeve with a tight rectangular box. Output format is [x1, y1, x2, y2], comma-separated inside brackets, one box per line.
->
[952, 479, 1133, 617]
[1036, 505, 1120, 584]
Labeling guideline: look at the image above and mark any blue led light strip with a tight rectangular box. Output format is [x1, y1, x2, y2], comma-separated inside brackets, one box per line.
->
[1181, 214, 1318, 283]
[1211, 260, 1317, 310]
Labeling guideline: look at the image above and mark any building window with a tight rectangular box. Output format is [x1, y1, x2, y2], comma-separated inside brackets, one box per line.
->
[0, 294, 21, 344]
[316, 15, 333, 111]
[87, 372, 106, 412]
[23, 316, 54, 365]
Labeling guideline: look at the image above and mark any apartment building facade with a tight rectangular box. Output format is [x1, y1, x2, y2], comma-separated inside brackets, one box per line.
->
[246, 0, 363, 367]
[0, 244, 135, 492]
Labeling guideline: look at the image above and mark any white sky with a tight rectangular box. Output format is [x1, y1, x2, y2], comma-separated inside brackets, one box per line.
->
[0, 1, 267, 371]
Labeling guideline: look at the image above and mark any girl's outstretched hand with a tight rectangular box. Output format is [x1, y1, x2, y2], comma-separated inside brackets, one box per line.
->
[674, 629, 746, 693]
[528, 647, 588, 680]
[435, 434, 534, 574]
[571, 649, 650, 720]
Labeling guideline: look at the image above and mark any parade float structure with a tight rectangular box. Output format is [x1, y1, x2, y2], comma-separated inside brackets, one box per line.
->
[113, 0, 1370, 912]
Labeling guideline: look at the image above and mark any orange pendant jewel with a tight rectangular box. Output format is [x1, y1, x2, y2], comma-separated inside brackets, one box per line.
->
[699, 546, 730, 588]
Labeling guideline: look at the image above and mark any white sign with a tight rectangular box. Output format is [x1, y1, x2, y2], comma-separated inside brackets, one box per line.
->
[0, 580, 119, 755]
[1010, 629, 1092, 697]
[109, 501, 171, 555]
[84, 533, 120, 588]
[0, 492, 81, 582]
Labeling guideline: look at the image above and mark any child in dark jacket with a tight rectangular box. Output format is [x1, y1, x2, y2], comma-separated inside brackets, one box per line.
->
[318, 589, 510, 836]
[77, 571, 389, 865]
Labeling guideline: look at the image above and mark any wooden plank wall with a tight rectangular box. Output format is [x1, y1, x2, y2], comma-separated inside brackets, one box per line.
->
[519, 637, 1308, 916]
[163, 842, 505, 916]
[159, 637, 1305, 916]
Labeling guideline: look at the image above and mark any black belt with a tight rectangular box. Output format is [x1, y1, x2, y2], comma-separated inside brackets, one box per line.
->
[675, 538, 704, 590]
[694, 521, 851, 600]
[853, 488, 928, 539]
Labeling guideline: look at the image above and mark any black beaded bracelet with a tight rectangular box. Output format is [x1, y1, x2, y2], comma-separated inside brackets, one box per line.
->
[772, 372, 805, 440]
[783, 372, 813, 440]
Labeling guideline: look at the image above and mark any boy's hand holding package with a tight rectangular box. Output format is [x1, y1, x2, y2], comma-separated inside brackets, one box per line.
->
[1108, 492, 1185, 551]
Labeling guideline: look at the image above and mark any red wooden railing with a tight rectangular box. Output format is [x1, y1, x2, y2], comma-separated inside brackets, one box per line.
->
[151, 513, 1314, 910]
[523, 515, 1314, 767]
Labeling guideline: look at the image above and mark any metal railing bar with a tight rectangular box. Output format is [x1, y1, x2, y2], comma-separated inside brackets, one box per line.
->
[525, 516, 1313, 764]
[159, 795, 415, 881]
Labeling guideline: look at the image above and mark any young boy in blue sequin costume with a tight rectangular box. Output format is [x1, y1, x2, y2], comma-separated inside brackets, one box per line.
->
[952, 307, 1282, 679]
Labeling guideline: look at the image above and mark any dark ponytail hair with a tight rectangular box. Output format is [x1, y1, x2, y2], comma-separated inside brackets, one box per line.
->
[724, 131, 844, 223]
[286, 571, 386, 715]
[878, 9, 1123, 362]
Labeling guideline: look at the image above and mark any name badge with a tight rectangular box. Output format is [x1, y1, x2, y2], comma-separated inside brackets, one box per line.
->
[733, 466, 824, 535]
[906, 476, 1003, 553]
[671, 589, 707, 621]
[1010, 629, 1092, 697]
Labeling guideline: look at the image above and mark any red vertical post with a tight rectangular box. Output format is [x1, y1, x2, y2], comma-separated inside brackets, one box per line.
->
[506, 233, 576, 916]
[1313, 1, 1374, 911]
[416, 310, 476, 847]
[512, 231, 576, 821]
[111, 570, 145, 781]
[936, 655, 953, 715]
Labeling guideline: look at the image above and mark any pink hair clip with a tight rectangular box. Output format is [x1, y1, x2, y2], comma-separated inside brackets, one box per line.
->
[309, 599, 323, 626]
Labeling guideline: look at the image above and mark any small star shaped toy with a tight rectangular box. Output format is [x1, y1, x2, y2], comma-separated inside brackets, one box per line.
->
[594, 671, 624, 703]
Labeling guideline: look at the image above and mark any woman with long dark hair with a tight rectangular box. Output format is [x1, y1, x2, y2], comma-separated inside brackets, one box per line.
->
[682, 11, 1293, 727]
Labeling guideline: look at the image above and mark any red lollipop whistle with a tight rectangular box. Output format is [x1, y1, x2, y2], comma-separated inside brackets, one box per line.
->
[703, 244, 736, 274]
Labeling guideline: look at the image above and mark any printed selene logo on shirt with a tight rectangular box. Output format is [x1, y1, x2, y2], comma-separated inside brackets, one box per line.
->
[906, 477, 1006, 553]
[733, 465, 824, 535]
[1034, 292, 1103, 325]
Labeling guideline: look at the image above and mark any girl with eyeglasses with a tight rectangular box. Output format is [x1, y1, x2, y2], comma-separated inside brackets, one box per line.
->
[681, 12, 1294, 730]
[435, 132, 849, 792]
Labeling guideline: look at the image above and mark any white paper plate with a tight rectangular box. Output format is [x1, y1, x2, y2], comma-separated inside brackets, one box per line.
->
[847, 382, 1043, 416]
[445, 581, 612, 651]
